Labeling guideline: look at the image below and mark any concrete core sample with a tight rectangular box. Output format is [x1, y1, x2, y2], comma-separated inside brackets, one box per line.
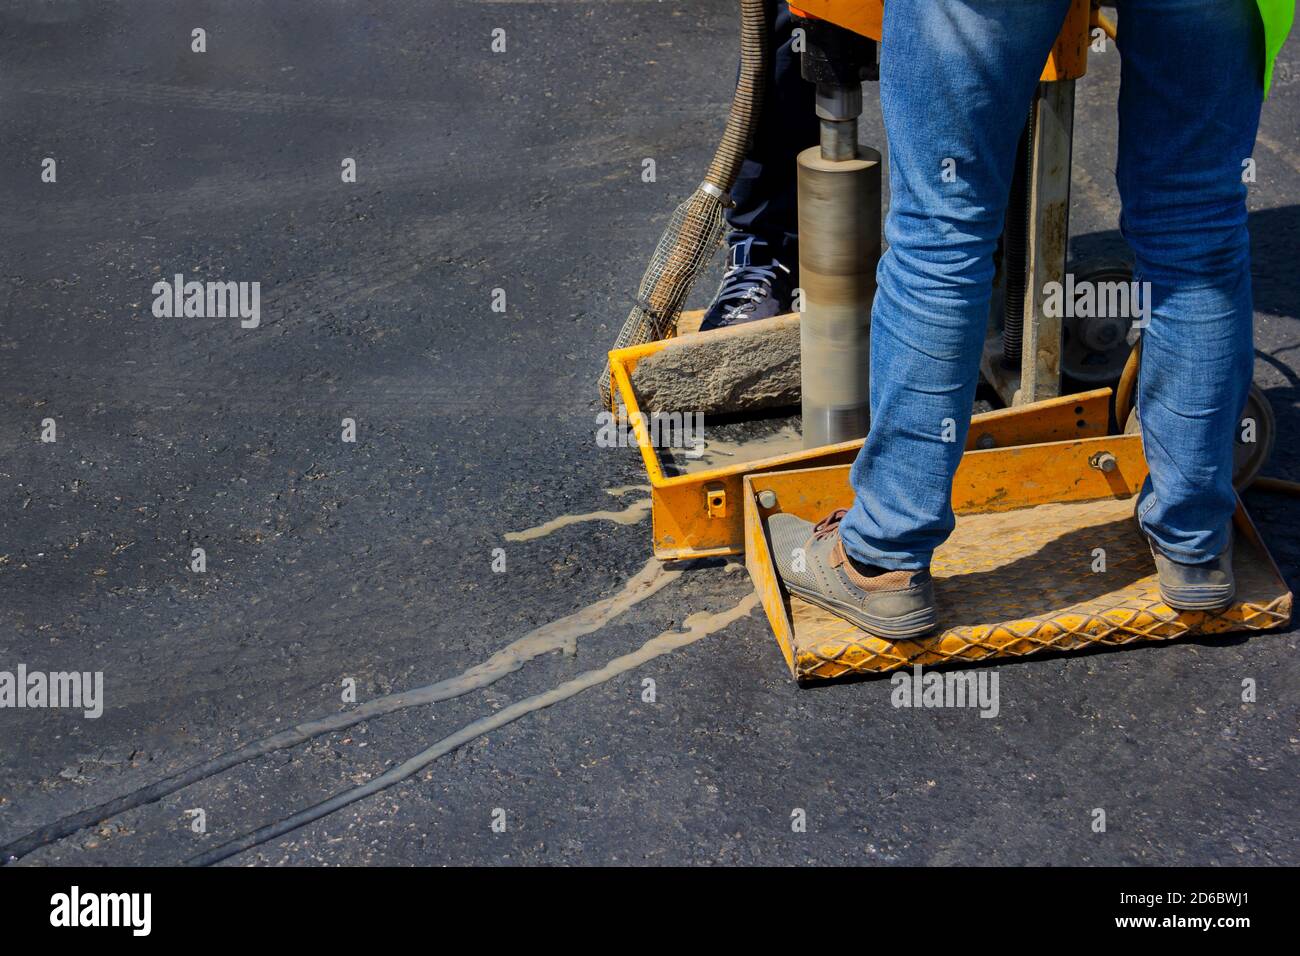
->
[628, 313, 800, 415]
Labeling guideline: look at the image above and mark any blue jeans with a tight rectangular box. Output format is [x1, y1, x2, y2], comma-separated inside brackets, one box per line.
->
[726, 2, 819, 266]
[840, 0, 1265, 571]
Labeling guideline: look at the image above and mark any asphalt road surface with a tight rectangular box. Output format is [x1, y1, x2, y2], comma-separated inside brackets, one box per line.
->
[2, 1, 1298, 866]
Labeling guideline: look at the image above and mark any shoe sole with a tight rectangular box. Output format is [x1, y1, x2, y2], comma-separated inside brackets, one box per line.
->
[783, 580, 938, 641]
[1158, 585, 1236, 612]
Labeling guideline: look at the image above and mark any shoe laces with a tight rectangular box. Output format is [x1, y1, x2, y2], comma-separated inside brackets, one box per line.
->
[715, 237, 789, 322]
[812, 508, 849, 541]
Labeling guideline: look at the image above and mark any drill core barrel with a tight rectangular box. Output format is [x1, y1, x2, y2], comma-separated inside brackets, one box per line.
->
[797, 143, 881, 449]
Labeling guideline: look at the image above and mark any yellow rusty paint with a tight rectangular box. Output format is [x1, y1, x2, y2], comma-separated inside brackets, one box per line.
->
[608, 329, 1114, 560]
[675, 309, 706, 337]
[1041, 0, 1091, 81]
[1091, 4, 1117, 43]
[789, 0, 1089, 81]
[789, 1, 883, 41]
[744, 439, 1292, 682]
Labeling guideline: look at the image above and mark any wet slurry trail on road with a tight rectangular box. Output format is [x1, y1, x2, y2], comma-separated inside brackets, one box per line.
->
[1, 1, 1298, 865]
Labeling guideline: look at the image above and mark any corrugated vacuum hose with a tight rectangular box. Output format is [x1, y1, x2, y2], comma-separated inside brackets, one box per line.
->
[597, 0, 771, 406]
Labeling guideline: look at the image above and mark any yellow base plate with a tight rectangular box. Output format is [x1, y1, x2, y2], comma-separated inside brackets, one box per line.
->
[744, 436, 1292, 681]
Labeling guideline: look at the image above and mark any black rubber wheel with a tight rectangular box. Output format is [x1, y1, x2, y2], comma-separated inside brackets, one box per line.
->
[1061, 259, 1139, 388]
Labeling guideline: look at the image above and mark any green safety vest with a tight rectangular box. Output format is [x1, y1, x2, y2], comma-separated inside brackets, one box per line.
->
[1260, 0, 1294, 96]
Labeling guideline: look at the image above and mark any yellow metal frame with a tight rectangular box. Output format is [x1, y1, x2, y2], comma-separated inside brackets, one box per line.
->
[608, 324, 1115, 560]
[744, 436, 1292, 681]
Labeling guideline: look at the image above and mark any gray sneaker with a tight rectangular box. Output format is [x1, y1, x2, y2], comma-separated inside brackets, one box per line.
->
[769, 509, 938, 640]
[1145, 527, 1236, 611]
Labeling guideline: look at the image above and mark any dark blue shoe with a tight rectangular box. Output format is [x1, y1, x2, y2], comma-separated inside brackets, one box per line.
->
[700, 236, 794, 332]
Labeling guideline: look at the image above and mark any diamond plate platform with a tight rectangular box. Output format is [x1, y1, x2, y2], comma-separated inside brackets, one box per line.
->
[743, 435, 1292, 682]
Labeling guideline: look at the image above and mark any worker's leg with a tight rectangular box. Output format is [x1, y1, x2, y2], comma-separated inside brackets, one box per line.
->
[837, 0, 1071, 571]
[1115, 0, 1264, 564]
[704, 2, 817, 330]
[726, 1, 818, 266]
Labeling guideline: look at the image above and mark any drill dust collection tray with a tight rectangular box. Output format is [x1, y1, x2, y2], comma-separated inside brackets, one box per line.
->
[743, 434, 1292, 682]
[606, 312, 1115, 560]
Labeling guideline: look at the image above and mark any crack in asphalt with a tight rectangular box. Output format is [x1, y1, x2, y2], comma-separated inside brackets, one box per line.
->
[2, 542, 682, 862]
[190, 592, 760, 865]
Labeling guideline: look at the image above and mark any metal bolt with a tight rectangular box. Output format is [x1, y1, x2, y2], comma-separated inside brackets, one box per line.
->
[758, 490, 778, 509]
[1090, 451, 1118, 473]
[976, 433, 996, 450]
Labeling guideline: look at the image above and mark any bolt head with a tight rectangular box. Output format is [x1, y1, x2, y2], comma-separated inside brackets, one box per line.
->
[1091, 451, 1118, 473]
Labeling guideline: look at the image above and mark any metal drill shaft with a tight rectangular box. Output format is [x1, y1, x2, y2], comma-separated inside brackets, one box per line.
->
[798, 142, 881, 449]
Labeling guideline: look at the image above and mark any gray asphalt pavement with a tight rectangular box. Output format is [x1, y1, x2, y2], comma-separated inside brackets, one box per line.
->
[1, 0, 1297, 866]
